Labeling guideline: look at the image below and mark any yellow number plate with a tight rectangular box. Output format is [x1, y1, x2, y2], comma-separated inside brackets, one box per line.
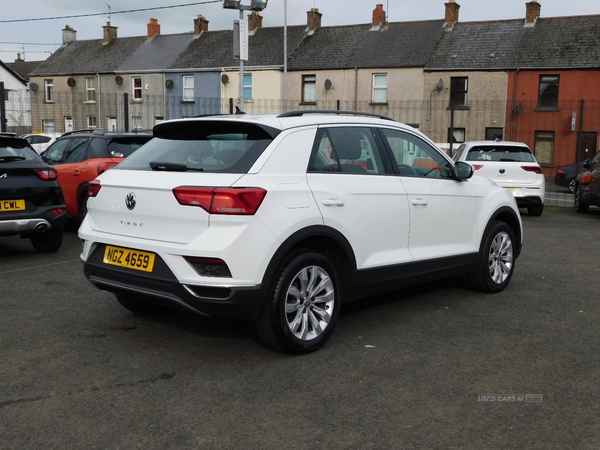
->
[103, 245, 155, 272]
[0, 199, 25, 212]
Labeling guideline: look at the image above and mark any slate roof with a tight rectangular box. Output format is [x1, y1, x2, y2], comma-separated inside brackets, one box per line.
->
[5, 59, 42, 81]
[172, 25, 308, 69]
[118, 33, 196, 72]
[288, 20, 446, 70]
[426, 15, 600, 70]
[0, 60, 27, 85]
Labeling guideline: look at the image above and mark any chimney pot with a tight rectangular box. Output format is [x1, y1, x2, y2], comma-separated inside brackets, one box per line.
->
[147, 18, 161, 37]
[194, 15, 209, 34]
[307, 8, 322, 29]
[444, 1, 460, 28]
[372, 4, 386, 28]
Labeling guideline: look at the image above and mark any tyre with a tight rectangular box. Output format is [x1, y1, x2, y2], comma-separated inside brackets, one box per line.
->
[574, 186, 589, 213]
[568, 178, 577, 194]
[255, 251, 342, 354]
[30, 227, 63, 253]
[467, 221, 515, 293]
[527, 204, 544, 216]
[78, 192, 88, 222]
[115, 293, 172, 316]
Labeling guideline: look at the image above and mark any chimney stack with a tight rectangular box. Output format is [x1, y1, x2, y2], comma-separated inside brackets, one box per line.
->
[525, 1, 541, 26]
[372, 4, 386, 28]
[444, 0, 460, 28]
[147, 18, 161, 37]
[62, 25, 77, 45]
[16, 53, 23, 62]
[248, 11, 263, 32]
[194, 15, 209, 34]
[307, 8, 322, 29]
[103, 22, 118, 45]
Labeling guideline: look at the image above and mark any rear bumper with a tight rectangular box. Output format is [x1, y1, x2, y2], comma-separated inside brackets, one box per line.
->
[83, 244, 267, 320]
[0, 208, 66, 236]
[515, 196, 543, 208]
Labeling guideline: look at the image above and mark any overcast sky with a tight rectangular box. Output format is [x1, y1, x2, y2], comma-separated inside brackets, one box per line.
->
[1, 0, 599, 62]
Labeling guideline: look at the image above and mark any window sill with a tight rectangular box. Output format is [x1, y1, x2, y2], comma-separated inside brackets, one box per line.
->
[83, 101, 97, 104]
[300, 102, 317, 106]
[534, 107, 560, 112]
[370, 102, 389, 106]
[181, 100, 195, 104]
[447, 105, 470, 111]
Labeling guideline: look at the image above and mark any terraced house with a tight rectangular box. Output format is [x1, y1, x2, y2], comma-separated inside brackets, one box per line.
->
[24, 0, 600, 176]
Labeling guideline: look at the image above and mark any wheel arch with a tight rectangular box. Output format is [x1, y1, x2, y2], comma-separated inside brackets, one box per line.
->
[488, 206, 522, 257]
[76, 182, 90, 215]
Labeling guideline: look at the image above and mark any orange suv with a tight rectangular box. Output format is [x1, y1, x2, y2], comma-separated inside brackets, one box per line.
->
[41, 129, 152, 219]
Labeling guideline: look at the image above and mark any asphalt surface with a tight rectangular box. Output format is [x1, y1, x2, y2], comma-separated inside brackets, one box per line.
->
[1, 207, 599, 449]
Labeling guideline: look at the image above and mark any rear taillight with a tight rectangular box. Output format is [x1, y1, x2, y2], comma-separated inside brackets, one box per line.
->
[472, 164, 484, 170]
[88, 180, 101, 197]
[97, 162, 118, 175]
[173, 187, 267, 215]
[556, 169, 565, 176]
[33, 168, 57, 181]
[184, 256, 232, 278]
[580, 174, 596, 185]
[51, 208, 66, 216]
[521, 165, 543, 174]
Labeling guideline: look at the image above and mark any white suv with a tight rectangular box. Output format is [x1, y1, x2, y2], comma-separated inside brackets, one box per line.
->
[452, 141, 545, 216]
[79, 111, 523, 353]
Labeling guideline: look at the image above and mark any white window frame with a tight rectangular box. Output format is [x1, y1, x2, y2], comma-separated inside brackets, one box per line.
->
[85, 77, 96, 103]
[132, 76, 143, 101]
[43, 119, 55, 134]
[182, 75, 194, 102]
[243, 73, 252, 101]
[44, 79, 54, 103]
[87, 116, 97, 128]
[132, 116, 142, 130]
[302, 74, 316, 104]
[372, 73, 388, 103]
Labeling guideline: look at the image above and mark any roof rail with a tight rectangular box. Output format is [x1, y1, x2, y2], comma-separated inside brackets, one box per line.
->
[61, 128, 105, 137]
[277, 110, 396, 121]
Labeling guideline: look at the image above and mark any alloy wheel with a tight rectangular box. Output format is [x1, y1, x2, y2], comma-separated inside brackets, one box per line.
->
[488, 231, 513, 284]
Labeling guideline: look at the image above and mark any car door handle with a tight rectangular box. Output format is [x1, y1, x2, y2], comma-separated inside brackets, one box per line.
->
[73, 170, 80, 177]
[321, 198, 345, 207]
[410, 198, 428, 206]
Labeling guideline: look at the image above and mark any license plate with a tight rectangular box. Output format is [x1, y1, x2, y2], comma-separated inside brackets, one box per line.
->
[0, 199, 25, 212]
[505, 188, 517, 195]
[103, 245, 155, 272]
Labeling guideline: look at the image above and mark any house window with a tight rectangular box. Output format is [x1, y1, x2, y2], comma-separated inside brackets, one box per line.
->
[155, 116, 164, 125]
[107, 116, 117, 131]
[538, 75, 559, 108]
[87, 116, 97, 128]
[448, 128, 466, 144]
[534, 131, 554, 164]
[132, 76, 143, 100]
[132, 116, 142, 130]
[182, 75, 194, 102]
[43, 120, 55, 134]
[485, 127, 503, 141]
[44, 79, 54, 103]
[3, 90, 9, 101]
[85, 77, 96, 102]
[243, 73, 252, 101]
[372, 73, 388, 103]
[302, 75, 316, 104]
[450, 77, 468, 107]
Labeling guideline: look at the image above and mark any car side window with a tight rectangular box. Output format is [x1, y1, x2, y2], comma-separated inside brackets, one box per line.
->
[380, 128, 453, 178]
[309, 127, 387, 174]
[42, 139, 70, 164]
[63, 138, 91, 163]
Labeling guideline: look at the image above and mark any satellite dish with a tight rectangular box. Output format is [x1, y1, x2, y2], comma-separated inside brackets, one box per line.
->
[67, 77, 76, 87]
[436, 78, 444, 91]
[29, 82, 39, 92]
[324, 79, 332, 90]
[221, 74, 230, 85]
[115, 75, 124, 85]
[165, 79, 174, 89]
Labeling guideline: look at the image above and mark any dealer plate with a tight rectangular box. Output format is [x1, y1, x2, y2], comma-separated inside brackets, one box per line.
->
[103, 245, 155, 272]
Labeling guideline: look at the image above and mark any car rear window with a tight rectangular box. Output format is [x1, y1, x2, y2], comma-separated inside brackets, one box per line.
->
[0, 139, 41, 162]
[117, 120, 277, 173]
[107, 137, 152, 158]
[466, 145, 535, 163]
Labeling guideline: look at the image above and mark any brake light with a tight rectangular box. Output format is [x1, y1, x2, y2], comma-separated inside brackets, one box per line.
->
[33, 168, 57, 181]
[472, 164, 484, 170]
[521, 165, 543, 174]
[88, 180, 101, 197]
[173, 187, 267, 215]
[580, 173, 596, 185]
[97, 162, 118, 175]
[556, 169, 565, 176]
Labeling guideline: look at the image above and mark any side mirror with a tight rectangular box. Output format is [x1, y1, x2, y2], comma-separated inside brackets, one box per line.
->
[455, 161, 474, 180]
[582, 159, 592, 170]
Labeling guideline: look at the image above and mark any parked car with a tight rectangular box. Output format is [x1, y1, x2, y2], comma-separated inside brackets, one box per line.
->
[0, 134, 66, 252]
[554, 161, 589, 194]
[574, 151, 600, 213]
[21, 133, 60, 154]
[79, 111, 523, 354]
[452, 141, 545, 216]
[41, 128, 152, 220]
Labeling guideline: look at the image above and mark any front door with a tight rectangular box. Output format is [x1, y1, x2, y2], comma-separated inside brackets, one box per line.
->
[580, 132, 597, 161]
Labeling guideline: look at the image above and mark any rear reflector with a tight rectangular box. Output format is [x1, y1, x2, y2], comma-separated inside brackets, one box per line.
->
[184, 256, 232, 278]
[88, 180, 101, 197]
[173, 187, 267, 215]
[521, 165, 543, 174]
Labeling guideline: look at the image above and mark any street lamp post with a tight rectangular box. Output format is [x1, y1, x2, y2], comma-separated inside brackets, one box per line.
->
[223, 0, 269, 113]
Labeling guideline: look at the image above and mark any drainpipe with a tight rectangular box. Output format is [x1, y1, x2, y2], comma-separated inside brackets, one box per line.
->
[97, 73, 101, 128]
[354, 67, 358, 111]
[510, 68, 519, 141]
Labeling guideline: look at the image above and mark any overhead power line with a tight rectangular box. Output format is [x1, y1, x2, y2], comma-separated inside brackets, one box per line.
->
[0, 0, 221, 24]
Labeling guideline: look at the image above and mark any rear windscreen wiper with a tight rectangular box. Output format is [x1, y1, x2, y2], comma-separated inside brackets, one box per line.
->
[149, 161, 203, 172]
[0, 156, 27, 162]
